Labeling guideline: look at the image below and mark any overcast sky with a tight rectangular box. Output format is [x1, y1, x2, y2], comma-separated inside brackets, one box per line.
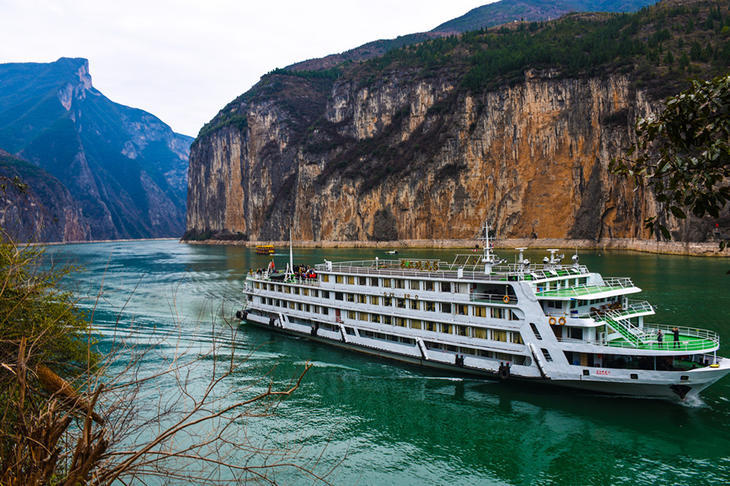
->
[0, 0, 491, 137]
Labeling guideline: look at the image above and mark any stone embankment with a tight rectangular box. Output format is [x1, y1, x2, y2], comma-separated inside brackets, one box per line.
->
[184, 238, 728, 257]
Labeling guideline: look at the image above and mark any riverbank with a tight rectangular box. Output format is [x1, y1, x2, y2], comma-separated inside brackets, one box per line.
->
[33, 237, 178, 246]
[182, 237, 728, 257]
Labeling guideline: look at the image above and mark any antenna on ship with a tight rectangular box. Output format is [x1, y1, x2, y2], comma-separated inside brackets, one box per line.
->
[478, 220, 503, 274]
[289, 228, 294, 278]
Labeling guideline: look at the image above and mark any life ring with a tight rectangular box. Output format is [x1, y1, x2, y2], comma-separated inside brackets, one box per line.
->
[549, 316, 557, 325]
[502, 295, 510, 304]
[558, 316, 566, 325]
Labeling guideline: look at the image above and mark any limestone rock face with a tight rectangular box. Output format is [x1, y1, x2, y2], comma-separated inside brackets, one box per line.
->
[0, 150, 89, 242]
[188, 67, 699, 242]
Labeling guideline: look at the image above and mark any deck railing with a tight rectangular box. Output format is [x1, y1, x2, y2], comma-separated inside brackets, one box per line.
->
[536, 277, 636, 298]
[314, 259, 589, 282]
[601, 324, 720, 352]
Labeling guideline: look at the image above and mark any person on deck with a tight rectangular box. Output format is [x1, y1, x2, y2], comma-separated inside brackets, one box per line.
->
[673, 327, 680, 348]
[657, 329, 664, 348]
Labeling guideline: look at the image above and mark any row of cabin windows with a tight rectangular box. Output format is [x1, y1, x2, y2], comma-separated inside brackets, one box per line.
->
[536, 277, 588, 291]
[321, 274, 469, 293]
[424, 342, 528, 365]
[260, 291, 519, 320]
[261, 297, 331, 315]
[255, 297, 522, 343]
[344, 309, 522, 343]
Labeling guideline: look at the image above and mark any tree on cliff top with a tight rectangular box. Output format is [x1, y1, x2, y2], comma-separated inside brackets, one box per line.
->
[613, 73, 730, 247]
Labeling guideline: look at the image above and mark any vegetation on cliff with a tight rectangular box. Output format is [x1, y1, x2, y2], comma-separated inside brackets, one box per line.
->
[357, 1, 729, 97]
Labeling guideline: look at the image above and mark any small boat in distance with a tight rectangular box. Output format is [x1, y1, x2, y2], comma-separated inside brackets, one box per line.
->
[386, 250, 398, 255]
[255, 244, 275, 255]
[237, 222, 730, 401]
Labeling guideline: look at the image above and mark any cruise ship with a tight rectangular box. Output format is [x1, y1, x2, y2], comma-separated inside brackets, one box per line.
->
[236, 225, 729, 401]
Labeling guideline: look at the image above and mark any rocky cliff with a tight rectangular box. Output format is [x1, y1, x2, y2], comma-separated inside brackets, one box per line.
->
[0, 150, 89, 242]
[0, 57, 192, 240]
[186, 0, 729, 243]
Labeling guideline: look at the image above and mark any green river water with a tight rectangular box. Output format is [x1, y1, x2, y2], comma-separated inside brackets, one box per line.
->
[44, 240, 730, 485]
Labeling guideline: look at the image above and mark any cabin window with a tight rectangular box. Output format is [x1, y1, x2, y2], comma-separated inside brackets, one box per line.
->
[383, 315, 392, 325]
[284, 286, 291, 294]
[254, 282, 260, 289]
[424, 281, 434, 291]
[410, 300, 419, 310]
[359, 312, 369, 321]
[321, 274, 329, 283]
[442, 324, 452, 334]
[301, 288, 308, 296]
[370, 295, 379, 305]
[511, 332, 524, 344]
[347, 276, 355, 285]
[359, 277, 367, 285]
[383, 278, 392, 288]
[569, 327, 583, 340]
[457, 304, 468, 316]
[426, 322, 436, 332]
[440, 302, 452, 313]
[336, 275, 343, 284]
[397, 298, 406, 309]
[410, 280, 420, 290]
[347, 293, 355, 303]
[348, 310, 356, 319]
[345, 327, 356, 335]
[493, 330, 507, 342]
[456, 325, 468, 336]
[370, 277, 379, 287]
[425, 301, 436, 312]
[384, 296, 392, 306]
[411, 319, 422, 330]
[288, 301, 295, 309]
[358, 294, 366, 304]
[396, 317, 407, 327]
[371, 314, 380, 323]
[474, 306, 487, 318]
[395, 279, 405, 289]
[293, 287, 300, 295]
[473, 327, 487, 339]
[541, 348, 553, 362]
[335, 292, 343, 301]
[441, 282, 451, 292]
[509, 310, 520, 321]
[321, 291, 330, 299]
[447, 345, 458, 352]
[491, 308, 505, 319]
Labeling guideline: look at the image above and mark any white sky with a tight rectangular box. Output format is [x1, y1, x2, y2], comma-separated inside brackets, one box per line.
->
[0, 0, 491, 137]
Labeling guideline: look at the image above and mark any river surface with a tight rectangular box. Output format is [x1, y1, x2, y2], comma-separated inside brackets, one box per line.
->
[43, 240, 730, 485]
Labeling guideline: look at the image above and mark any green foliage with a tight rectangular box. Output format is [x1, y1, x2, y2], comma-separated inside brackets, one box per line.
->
[196, 111, 248, 141]
[267, 67, 342, 80]
[612, 74, 730, 245]
[0, 238, 94, 379]
[350, 1, 727, 97]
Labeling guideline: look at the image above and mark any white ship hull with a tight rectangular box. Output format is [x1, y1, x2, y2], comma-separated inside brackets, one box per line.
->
[242, 309, 730, 401]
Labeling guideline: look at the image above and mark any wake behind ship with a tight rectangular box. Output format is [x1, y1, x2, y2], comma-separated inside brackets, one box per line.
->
[236, 224, 729, 401]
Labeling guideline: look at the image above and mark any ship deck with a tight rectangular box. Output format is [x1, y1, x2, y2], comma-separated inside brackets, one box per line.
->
[607, 334, 718, 352]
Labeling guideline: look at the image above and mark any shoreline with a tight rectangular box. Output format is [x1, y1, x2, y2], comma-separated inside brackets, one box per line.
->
[31, 237, 179, 247]
[182, 237, 729, 257]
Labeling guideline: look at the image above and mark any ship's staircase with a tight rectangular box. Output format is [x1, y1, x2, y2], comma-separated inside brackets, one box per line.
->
[591, 301, 654, 347]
